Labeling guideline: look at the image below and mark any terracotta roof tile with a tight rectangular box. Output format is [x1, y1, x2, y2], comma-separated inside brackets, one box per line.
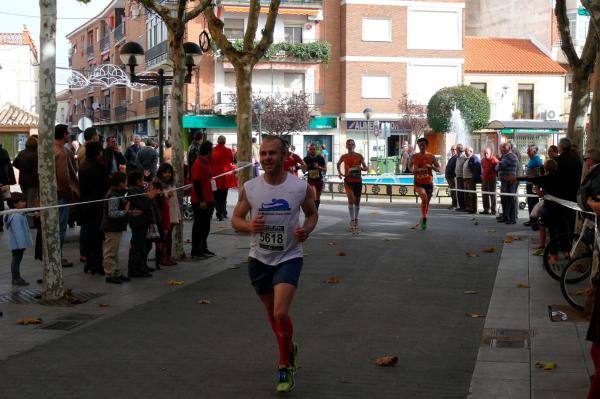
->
[0, 103, 38, 128]
[0, 33, 25, 46]
[465, 37, 566, 75]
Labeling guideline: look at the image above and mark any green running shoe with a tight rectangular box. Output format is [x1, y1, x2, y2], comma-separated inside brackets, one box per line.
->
[276, 365, 295, 393]
[289, 342, 299, 372]
[421, 219, 427, 230]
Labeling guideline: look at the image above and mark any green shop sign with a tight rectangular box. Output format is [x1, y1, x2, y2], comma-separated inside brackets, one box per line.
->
[500, 129, 558, 134]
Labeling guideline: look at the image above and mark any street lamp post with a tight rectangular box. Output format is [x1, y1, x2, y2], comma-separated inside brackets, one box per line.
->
[120, 41, 202, 162]
[363, 107, 373, 170]
[253, 100, 266, 144]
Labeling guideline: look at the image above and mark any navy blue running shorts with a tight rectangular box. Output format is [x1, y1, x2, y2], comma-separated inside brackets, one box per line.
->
[415, 183, 434, 196]
[248, 257, 303, 295]
[344, 180, 363, 197]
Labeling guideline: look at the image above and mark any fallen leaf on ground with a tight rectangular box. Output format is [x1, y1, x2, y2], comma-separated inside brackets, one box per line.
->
[464, 290, 479, 295]
[375, 356, 398, 367]
[303, 252, 309, 257]
[371, 211, 380, 215]
[99, 303, 109, 308]
[167, 280, 184, 286]
[384, 237, 393, 241]
[198, 299, 211, 304]
[483, 247, 496, 253]
[336, 250, 346, 256]
[465, 312, 485, 318]
[228, 264, 241, 270]
[517, 283, 529, 289]
[484, 229, 496, 233]
[16, 317, 42, 325]
[327, 241, 336, 246]
[466, 251, 479, 257]
[536, 362, 557, 370]
[323, 276, 341, 284]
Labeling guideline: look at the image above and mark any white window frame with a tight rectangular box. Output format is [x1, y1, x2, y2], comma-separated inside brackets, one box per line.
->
[362, 75, 391, 99]
[362, 18, 392, 42]
[407, 8, 462, 50]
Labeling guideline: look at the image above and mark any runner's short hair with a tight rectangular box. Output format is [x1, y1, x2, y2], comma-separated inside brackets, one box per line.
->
[346, 139, 355, 145]
[417, 137, 428, 146]
[262, 135, 288, 155]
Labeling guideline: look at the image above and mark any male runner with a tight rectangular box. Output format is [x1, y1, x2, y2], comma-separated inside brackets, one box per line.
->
[337, 139, 368, 232]
[231, 135, 318, 393]
[303, 143, 327, 209]
[283, 144, 307, 176]
[412, 137, 441, 230]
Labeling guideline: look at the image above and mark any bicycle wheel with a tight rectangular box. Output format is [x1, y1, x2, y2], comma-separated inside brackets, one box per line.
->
[543, 233, 580, 281]
[560, 255, 593, 312]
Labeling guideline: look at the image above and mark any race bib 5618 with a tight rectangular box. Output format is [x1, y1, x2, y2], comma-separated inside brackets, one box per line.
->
[259, 225, 287, 251]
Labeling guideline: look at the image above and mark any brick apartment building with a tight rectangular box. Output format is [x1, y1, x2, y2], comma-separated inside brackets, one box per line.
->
[65, 0, 466, 165]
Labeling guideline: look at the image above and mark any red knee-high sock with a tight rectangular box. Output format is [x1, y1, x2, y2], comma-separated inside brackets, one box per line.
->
[421, 202, 428, 219]
[274, 317, 294, 366]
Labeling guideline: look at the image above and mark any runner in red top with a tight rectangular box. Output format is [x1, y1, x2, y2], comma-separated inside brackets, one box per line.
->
[412, 138, 440, 230]
[283, 145, 307, 176]
[336, 139, 368, 233]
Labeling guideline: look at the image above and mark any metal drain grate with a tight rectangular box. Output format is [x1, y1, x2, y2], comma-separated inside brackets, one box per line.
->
[60, 313, 102, 321]
[0, 289, 105, 306]
[481, 328, 533, 349]
[39, 321, 85, 331]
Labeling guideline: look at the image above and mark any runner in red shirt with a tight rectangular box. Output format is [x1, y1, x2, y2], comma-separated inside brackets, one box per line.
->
[337, 139, 368, 233]
[412, 138, 440, 230]
[283, 145, 307, 176]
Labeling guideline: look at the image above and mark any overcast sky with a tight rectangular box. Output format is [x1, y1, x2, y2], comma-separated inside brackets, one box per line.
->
[0, 0, 110, 91]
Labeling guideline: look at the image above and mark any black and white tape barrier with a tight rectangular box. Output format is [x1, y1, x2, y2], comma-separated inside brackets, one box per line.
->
[0, 162, 252, 217]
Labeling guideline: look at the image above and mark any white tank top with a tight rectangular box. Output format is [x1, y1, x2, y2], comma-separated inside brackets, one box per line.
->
[245, 173, 307, 265]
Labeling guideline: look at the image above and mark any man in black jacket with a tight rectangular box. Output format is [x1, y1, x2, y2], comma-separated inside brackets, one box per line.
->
[445, 145, 458, 209]
[577, 149, 600, 216]
[556, 137, 583, 234]
[103, 136, 126, 175]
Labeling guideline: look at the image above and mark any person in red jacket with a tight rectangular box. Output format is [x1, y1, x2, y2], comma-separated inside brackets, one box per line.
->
[191, 141, 215, 258]
[211, 136, 237, 221]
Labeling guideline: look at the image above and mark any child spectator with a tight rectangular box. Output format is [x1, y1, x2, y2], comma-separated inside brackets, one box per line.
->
[126, 170, 153, 278]
[102, 172, 140, 284]
[145, 180, 166, 271]
[157, 163, 178, 265]
[4, 192, 32, 286]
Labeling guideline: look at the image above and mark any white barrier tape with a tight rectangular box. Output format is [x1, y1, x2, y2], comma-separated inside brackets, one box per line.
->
[448, 187, 538, 198]
[0, 162, 253, 217]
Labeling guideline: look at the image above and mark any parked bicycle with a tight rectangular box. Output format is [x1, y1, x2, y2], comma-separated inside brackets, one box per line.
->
[560, 254, 593, 311]
[543, 218, 595, 281]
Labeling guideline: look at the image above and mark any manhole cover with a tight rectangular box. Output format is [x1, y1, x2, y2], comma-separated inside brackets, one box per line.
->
[495, 339, 527, 349]
[61, 313, 101, 321]
[0, 289, 105, 306]
[39, 321, 85, 331]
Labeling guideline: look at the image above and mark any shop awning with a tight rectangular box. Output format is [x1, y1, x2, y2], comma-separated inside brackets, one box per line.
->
[309, 116, 337, 129]
[182, 115, 237, 129]
[487, 120, 567, 133]
[223, 5, 320, 16]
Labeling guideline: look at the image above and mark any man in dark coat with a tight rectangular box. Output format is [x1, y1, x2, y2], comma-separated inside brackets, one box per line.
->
[103, 136, 126, 175]
[445, 145, 458, 209]
[138, 138, 158, 182]
[78, 142, 109, 274]
[556, 137, 583, 235]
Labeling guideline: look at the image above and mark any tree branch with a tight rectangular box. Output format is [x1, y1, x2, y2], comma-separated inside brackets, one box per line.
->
[244, 0, 261, 52]
[139, 0, 175, 28]
[203, 6, 242, 65]
[251, 0, 280, 65]
[184, 0, 212, 23]
[555, 0, 581, 68]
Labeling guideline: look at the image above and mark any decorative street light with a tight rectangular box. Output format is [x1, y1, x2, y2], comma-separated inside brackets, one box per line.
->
[253, 100, 266, 144]
[120, 41, 203, 162]
[363, 107, 373, 169]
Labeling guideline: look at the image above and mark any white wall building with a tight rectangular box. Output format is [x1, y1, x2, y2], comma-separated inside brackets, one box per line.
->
[0, 27, 39, 113]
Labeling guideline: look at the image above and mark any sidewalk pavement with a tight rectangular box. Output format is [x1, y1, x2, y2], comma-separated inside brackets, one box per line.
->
[468, 229, 593, 398]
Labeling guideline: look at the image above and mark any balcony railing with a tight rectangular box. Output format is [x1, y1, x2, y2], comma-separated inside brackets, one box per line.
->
[114, 24, 125, 43]
[145, 40, 169, 68]
[220, 0, 322, 7]
[115, 104, 128, 120]
[215, 91, 323, 107]
[145, 95, 167, 113]
[86, 45, 94, 59]
[224, 39, 331, 63]
[98, 109, 111, 122]
[101, 36, 110, 53]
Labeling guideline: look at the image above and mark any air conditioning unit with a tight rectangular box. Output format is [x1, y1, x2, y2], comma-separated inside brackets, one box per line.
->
[308, 10, 323, 21]
[543, 109, 557, 120]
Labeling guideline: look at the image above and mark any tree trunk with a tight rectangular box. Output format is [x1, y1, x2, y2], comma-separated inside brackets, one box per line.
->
[570, 67, 592, 150]
[169, 30, 186, 258]
[235, 64, 253, 188]
[39, 0, 64, 300]
[590, 54, 600, 150]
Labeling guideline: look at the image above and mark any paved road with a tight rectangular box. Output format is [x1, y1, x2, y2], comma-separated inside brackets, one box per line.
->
[0, 203, 516, 398]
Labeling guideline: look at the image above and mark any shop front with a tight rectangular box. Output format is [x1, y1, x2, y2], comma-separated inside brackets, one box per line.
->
[486, 120, 567, 160]
[344, 119, 412, 161]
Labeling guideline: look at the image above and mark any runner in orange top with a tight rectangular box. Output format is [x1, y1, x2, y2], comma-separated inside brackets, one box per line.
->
[337, 139, 368, 233]
[412, 137, 441, 230]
